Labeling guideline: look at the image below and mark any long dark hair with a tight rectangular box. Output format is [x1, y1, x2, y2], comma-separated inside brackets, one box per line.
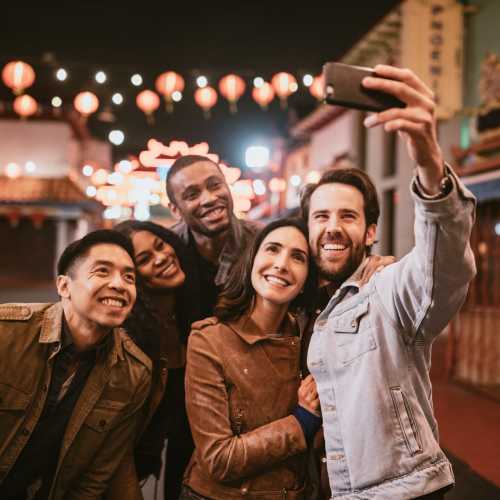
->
[214, 217, 318, 323]
[114, 220, 201, 357]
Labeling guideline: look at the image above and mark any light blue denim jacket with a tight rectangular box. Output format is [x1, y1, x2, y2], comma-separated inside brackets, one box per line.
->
[308, 170, 476, 499]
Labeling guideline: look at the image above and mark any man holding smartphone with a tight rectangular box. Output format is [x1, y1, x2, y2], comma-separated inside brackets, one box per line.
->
[302, 65, 476, 499]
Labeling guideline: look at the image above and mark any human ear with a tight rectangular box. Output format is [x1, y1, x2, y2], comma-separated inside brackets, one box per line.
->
[168, 202, 183, 221]
[365, 224, 377, 247]
[56, 275, 71, 299]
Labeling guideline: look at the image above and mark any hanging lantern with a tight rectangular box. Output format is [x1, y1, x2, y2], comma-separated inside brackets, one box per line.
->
[194, 86, 218, 119]
[74, 91, 99, 118]
[252, 82, 275, 110]
[2, 61, 35, 95]
[271, 72, 297, 109]
[218, 74, 246, 113]
[136, 90, 160, 125]
[155, 71, 184, 113]
[13, 94, 38, 118]
[309, 75, 325, 101]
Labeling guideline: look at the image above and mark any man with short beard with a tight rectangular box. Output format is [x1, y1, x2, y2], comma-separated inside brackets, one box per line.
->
[301, 65, 476, 499]
[167, 155, 258, 318]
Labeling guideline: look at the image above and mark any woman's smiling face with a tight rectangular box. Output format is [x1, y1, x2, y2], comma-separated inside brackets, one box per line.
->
[132, 230, 186, 290]
[250, 225, 309, 308]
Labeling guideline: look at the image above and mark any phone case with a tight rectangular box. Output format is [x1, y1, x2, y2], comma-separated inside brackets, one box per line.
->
[323, 62, 405, 112]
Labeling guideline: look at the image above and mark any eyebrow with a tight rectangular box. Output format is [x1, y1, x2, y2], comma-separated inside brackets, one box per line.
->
[182, 175, 223, 192]
[265, 241, 308, 257]
[91, 260, 135, 274]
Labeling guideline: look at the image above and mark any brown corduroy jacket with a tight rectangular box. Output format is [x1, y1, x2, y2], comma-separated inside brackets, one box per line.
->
[184, 314, 309, 499]
[0, 302, 151, 500]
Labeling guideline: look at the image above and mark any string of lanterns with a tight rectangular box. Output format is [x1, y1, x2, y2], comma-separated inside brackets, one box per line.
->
[1, 60, 325, 121]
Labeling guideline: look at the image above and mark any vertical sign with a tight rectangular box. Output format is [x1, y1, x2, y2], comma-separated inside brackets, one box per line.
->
[401, 0, 464, 119]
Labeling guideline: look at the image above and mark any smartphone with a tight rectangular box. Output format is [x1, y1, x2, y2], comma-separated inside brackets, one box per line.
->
[322, 62, 405, 112]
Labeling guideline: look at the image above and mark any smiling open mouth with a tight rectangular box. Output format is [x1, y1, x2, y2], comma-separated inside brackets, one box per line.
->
[264, 275, 290, 287]
[100, 297, 127, 308]
[322, 243, 348, 251]
[201, 206, 226, 221]
[157, 260, 177, 278]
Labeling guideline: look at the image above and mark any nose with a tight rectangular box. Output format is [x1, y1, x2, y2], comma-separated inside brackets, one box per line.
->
[272, 251, 289, 272]
[153, 251, 166, 267]
[199, 188, 218, 206]
[325, 214, 343, 237]
[109, 271, 126, 291]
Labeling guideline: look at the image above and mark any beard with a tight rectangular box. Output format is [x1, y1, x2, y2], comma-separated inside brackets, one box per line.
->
[190, 217, 230, 238]
[315, 233, 368, 288]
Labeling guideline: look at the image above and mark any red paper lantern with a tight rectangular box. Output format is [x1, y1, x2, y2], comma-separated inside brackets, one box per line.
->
[271, 72, 297, 108]
[218, 74, 246, 113]
[194, 87, 218, 118]
[155, 71, 184, 112]
[2, 61, 35, 95]
[252, 82, 275, 110]
[309, 75, 325, 101]
[13, 94, 38, 118]
[136, 90, 160, 124]
[74, 91, 99, 117]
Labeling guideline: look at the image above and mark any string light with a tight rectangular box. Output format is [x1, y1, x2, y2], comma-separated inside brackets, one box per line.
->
[131, 73, 143, 86]
[303, 74, 313, 86]
[253, 77, 264, 88]
[112, 93, 123, 105]
[108, 130, 125, 146]
[196, 76, 208, 88]
[95, 71, 107, 84]
[51, 96, 62, 107]
[172, 91, 182, 102]
[56, 68, 68, 81]
[82, 164, 94, 176]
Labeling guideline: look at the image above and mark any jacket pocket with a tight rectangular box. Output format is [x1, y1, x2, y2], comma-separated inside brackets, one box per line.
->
[84, 401, 129, 433]
[0, 382, 31, 411]
[0, 382, 31, 454]
[390, 387, 422, 456]
[331, 301, 377, 364]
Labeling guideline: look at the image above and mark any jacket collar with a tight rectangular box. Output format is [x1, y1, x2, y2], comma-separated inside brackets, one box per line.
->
[38, 302, 124, 364]
[227, 312, 298, 345]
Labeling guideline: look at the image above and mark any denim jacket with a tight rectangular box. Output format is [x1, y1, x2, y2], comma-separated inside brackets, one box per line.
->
[308, 169, 476, 499]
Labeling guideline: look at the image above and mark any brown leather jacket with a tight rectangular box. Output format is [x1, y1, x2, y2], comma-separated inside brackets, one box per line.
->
[184, 314, 309, 499]
[0, 303, 151, 500]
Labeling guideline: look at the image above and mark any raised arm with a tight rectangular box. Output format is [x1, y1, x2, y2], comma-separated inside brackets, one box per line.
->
[363, 65, 476, 341]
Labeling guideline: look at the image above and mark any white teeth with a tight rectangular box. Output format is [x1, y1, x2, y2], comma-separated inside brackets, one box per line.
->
[265, 276, 289, 286]
[323, 243, 347, 251]
[204, 207, 224, 217]
[101, 298, 125, 307]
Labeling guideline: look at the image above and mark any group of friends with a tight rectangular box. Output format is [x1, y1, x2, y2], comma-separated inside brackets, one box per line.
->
[0, 65, 477, 500]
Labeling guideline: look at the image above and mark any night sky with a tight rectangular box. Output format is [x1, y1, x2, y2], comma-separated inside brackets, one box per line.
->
[2, 3, 400, 167]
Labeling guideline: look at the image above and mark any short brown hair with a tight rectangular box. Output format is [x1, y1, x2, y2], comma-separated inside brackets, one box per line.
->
[300, 167, 380, 227]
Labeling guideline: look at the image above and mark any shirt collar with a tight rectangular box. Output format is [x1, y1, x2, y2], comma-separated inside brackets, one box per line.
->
[227, 311, 298, 345]
[39, 302, 119, 362]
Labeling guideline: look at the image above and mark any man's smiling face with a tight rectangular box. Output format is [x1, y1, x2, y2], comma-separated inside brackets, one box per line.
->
[308, 182, 376, 284]
[169, 161, 233, 238]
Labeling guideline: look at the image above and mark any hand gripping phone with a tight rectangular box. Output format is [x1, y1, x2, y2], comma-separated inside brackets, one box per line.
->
[322, 62, 405, 112]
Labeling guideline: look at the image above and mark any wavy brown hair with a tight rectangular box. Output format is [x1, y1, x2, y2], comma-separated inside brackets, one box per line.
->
[214, 217, 318, 322]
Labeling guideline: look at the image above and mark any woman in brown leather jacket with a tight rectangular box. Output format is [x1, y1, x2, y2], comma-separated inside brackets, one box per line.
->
[108, 220, 202, 500]
[182, 218, 321, 500]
